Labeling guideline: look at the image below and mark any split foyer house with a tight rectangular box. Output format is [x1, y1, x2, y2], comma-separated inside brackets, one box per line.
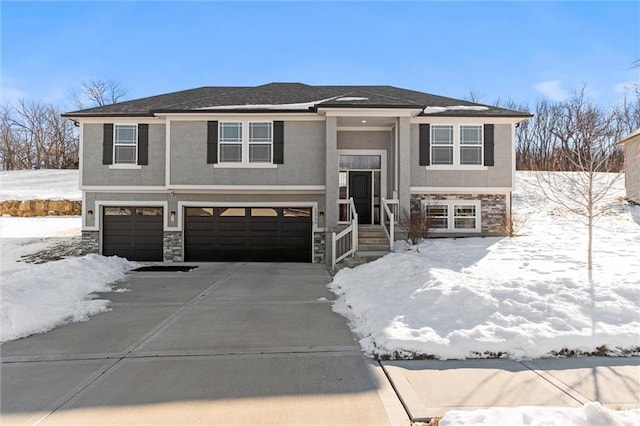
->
[63, 83, 531, 266]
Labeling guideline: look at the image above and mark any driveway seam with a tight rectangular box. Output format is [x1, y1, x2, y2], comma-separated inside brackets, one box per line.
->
[31, 263, 244, 425]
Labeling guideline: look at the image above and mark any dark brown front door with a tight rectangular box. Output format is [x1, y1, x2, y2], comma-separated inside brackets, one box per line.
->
[349, 171, 372, 224]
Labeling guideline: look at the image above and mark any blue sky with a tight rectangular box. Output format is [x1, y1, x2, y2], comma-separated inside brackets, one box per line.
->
[1, 1, 638, 110]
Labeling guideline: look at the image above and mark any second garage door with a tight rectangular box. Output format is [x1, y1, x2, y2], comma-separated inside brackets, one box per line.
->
[103, 206, 164, 261]
[184, 207, 312, 262]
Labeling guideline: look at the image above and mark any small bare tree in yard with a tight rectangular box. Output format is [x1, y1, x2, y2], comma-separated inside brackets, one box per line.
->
[536, 88, 624, 270]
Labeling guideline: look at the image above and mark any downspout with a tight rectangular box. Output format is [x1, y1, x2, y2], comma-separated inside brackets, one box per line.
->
[394, 120, 399, 199]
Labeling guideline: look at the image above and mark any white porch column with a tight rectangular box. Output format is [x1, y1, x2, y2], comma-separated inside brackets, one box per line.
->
[397, 116, 411, 218]
[325, 116, 339, 228]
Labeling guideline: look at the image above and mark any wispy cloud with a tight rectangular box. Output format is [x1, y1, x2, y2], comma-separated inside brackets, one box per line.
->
[614, 81, 637, 95]
[534, 80, 568, 101]
[0, 86, 28, 104]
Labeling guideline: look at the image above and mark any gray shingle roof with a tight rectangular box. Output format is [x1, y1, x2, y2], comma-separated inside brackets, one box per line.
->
[63, 82, 530, 117]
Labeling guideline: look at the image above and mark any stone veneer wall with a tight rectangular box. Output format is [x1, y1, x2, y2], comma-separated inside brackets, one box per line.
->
[410, 193, 508, 234]
[163, 231, 182, 262]
[81, 231, 100, 255]
[313, 231, 325, 263]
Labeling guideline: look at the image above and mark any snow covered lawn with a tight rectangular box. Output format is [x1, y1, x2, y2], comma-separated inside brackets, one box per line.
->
[330, 172, 640, 360]
[0, 215, 136, 342]
[0, 169, 80, 201]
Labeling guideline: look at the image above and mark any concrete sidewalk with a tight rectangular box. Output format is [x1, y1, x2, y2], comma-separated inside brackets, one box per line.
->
[381, 357, 640, 422]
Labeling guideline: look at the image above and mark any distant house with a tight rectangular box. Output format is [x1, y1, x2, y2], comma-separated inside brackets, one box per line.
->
[63, 83, 531, 266]
[621, 128, 640, 204]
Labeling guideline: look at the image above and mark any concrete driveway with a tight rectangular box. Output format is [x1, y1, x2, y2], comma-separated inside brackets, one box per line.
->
[1, 263, 403, 425]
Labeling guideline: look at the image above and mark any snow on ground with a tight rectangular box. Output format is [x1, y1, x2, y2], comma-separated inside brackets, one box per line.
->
[0, 215, 137, 342]
[0, 169, 80, 201]
[329, 172, 640, 360]
[438, 402, 640, 426]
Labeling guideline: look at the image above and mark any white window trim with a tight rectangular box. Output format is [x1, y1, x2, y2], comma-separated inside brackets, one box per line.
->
[426, 124, 487, 170]
[216, 121, 276, 167]
[109, 164, 142, 170]
[421, 199, 481, 233]
[113, 124, 138, 166]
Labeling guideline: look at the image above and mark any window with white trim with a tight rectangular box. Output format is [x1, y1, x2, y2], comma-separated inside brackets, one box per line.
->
[219, 122, 243, 163]
[431, 125, 454, 165]
[114, 125, 137, 164]
[430, 124, 483, 167]
[460, 125, 483, 165]
[219, 121, 273, 164]
[422, 200, 481, 232]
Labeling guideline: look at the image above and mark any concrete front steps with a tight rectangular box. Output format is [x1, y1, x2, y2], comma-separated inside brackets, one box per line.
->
[348, 225, 391, 267]
[331, 225, 392, 273]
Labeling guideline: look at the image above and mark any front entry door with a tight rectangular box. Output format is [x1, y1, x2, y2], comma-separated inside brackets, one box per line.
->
[349, 171, 372, 224]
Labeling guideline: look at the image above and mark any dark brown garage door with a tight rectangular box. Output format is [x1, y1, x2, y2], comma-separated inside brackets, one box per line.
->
[184, 207, 312, 262]
[103, 207, 163, 261]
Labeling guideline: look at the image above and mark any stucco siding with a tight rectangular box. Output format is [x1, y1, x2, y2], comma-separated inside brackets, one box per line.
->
[410, 123, 513, 188]
[625, 137, 640, 203]
[82, 123, 166, 187]
[169, 120, 325, 186]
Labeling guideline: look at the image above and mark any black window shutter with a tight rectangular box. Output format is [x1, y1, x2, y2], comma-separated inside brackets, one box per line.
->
[103, 123, 114, 165]
[138, 124, 149, 165]
[207, 121, 218, 164]
[484, 124, 495, 166]
[419, 124, 430, 166]
[273, 121, 284, 164]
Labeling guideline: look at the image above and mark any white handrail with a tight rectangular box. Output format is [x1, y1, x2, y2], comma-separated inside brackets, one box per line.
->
[331, 197, 358, 268]
[381, 198, 395, 252]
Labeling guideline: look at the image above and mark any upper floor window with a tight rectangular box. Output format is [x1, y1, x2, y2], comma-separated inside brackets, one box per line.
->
[430, 124, 483, 167]
[114, 125, 137, 164]
[219, 121, 273, 164]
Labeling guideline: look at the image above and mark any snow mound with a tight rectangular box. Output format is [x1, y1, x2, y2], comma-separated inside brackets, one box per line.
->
[439, 402, 640, 426]
[0, 254, 137, 342]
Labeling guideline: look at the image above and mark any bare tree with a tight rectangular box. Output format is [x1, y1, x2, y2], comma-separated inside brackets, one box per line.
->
[536, 89, 623, 270]
[75, 78, 127, 108]
[0, 100, 78, 170]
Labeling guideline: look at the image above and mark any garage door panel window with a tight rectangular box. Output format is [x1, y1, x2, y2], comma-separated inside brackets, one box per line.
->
[251, 208, 278, 217]
[220, 208, 246, 217]
[136, 207, 162, 216]
[422, 200, 481, 232]
[104, 207, 132, 216]
[284, 207, 311, 218]
[186, 207, 214, 217]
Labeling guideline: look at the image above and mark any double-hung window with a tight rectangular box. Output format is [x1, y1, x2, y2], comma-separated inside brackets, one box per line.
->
[219, 122, 243, 163]
[429, 124, 484, 167]
[422, 200, 481, 232]
[431, 125, 454, 165]
[218, 121, 273, 165]
[248, 122, 272, 163]
[460, 125, 483, 165]
[114, 125, 137, 164]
